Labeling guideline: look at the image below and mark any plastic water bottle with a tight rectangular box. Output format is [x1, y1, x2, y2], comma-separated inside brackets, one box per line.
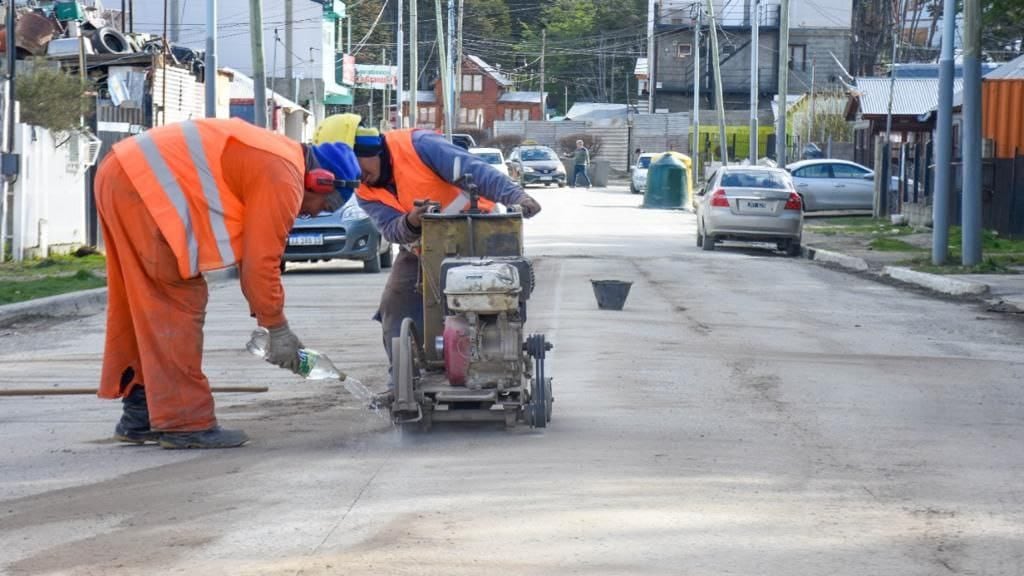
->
[246, 328, 346, 381]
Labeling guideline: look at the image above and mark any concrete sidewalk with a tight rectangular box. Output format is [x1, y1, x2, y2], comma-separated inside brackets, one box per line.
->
[802, 223, 1024, 313]
[0, 267, 240, 328]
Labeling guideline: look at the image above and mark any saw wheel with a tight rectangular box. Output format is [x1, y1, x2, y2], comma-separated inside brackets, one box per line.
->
[525, 334, 553, 428]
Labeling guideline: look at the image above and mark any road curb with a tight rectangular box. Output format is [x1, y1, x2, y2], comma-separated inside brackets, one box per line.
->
[0, 267, 240, 328]
[804, 246, 870, 272]
[882, 266, 991, 296]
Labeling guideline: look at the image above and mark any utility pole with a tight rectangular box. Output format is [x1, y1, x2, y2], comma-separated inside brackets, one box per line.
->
[410, 0, 418, 127]
[382, 48, 389, 130]
[454, 0, 464, 121]
[1, 0, 18, 261]
[396, 0, 405, 128]
[932, 0, 955, 265]
[808, 57, 816, 144]
[692, 4, 701, 186]
[250, 0, 268, 128]
[706, 0, 728, 164]
[170, 0, 180, 43]
[447, 0, 456, 130]
[285, 0, 293, 100]
[205, 0, 217, 117]
[881, 0, 901, 217]
[647, 0, 656, 113]
[435, 0, 452, 137]
[540, 28, 546, 120]
[775, 0, 790, 166]
[961, 0, 982, 265]
[565, 85, 568, 115]
[749, 0, 759, 162]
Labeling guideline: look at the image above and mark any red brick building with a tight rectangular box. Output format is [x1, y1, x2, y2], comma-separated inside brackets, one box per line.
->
[402, 55, 543, 131]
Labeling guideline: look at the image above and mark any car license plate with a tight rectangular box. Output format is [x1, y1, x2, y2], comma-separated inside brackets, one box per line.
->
[540, 176, 552, 181]
[743, 200, 769, 211]
[288, 234, 323, 246]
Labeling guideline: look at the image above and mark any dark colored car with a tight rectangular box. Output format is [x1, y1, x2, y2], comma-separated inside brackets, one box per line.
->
[507, 145, 567, 187]
[282, 194, 393, 273]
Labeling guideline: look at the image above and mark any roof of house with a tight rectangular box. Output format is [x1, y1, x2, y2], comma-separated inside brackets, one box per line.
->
[498, 91, 542, 104]
[566, 102, 628, 123]
[465, 55, 512, 87]
[634, 58, 648, 77]
[223, 67, 309, 114]
[771, 94, 803, 121]
[985, 53, 1024, 80]
[848, 77, 964, 117]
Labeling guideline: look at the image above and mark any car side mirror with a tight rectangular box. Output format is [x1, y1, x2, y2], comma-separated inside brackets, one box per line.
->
[629, 165, 636, 171]
[863, 174, 873, 180]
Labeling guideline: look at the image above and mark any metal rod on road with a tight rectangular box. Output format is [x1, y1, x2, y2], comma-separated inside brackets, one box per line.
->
[961, 0, 982, 265]
[0, 386, 270, 397]
[932, 0, 955, 265]
[205, 0, 218, 118]
[250, 0, 268, 128]
[775, 0, 790, 167]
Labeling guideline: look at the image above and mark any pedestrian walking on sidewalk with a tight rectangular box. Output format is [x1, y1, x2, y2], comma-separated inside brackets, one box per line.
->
[568, 139, 592, 188]
[312, 115, 542, 395]
[95, 118, 357, 449]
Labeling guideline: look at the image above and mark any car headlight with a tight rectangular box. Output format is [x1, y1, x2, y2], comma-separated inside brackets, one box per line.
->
[555, 165, 566, 174]
[523, 166, 535, 173]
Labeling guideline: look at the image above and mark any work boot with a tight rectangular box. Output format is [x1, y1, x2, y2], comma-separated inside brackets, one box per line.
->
[158, 426, 250, 450]
[114, 387, 160, 444]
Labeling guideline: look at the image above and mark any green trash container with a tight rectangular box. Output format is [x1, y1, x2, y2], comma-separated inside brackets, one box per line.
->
[643, 154, 687, 208]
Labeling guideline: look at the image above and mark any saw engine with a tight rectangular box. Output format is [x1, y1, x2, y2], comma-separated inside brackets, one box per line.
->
[439, 258, 534, 390]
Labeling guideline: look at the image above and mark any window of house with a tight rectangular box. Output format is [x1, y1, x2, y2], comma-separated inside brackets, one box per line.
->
[789, 44, 807, 71]
[505, 108, 527, 121]
[461, 74, 483, 92]
[419, 106, 436, 124]
[458, 107, 484, 125]
[676, 43, 692, 58]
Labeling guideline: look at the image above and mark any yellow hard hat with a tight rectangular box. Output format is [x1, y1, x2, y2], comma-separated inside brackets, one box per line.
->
[313, 113, 362, 146]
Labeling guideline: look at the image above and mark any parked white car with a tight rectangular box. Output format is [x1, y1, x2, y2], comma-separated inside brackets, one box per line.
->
[469, 147, 509, 178]
[630, 153, 659, 194]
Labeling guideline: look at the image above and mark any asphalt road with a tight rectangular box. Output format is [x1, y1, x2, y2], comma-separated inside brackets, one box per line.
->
[2, 185, 1023, 576]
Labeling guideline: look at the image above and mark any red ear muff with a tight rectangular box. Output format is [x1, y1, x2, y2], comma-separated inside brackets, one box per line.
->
[304, 168, 337, 194]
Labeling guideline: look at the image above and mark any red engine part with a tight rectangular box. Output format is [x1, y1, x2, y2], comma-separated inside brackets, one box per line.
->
[443, 316, 472, 386]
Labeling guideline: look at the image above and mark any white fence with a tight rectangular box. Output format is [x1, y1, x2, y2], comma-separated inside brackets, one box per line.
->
[10, 125, 97, 260]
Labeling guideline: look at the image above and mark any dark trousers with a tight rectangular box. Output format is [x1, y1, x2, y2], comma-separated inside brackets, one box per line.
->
[572, 164, 592, 187]
[376, 249, 423, 386]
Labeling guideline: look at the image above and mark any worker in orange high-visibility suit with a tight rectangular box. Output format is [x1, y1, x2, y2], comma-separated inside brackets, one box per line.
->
[94, 118, 358, 449]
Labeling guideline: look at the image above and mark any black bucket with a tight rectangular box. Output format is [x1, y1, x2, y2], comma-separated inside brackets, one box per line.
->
[591, 280, 633, 311]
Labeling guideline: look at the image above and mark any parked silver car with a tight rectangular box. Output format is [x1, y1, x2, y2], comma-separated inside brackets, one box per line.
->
[785, 159, 879, 211]
[282, 194, 393, 273]
[695, 166, 803, 256]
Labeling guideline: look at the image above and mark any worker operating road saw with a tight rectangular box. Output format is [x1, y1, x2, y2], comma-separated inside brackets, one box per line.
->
[311, 115, 542, 389]
[95, 118, 360, 449]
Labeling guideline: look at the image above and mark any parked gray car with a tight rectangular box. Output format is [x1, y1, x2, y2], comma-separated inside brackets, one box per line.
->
[785, 159, 880, 211]
[282, 194, 393, 273]
[696, 166, 803, 256]
[507, 145, 567, 187]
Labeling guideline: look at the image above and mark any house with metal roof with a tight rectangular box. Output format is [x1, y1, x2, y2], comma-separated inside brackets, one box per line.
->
[405, 55, 543, 131]
[845, 77, 964, 166]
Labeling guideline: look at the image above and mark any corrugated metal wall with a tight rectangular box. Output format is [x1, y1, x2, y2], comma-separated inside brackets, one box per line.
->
[983, 80, 1024, 159]
[493, 115, 690, 171]
[632, 113, 690, 156]
[153, 66, 205, 125]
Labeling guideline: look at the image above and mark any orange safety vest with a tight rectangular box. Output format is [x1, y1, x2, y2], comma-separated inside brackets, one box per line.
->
[113, 118, 304, 279]
[356, 129, 494, 214]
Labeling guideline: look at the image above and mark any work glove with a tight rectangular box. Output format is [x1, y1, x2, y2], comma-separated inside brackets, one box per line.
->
[520, 196, 542, 218]
[406, 199, 439, 229]
[266, 322, 304, 374]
